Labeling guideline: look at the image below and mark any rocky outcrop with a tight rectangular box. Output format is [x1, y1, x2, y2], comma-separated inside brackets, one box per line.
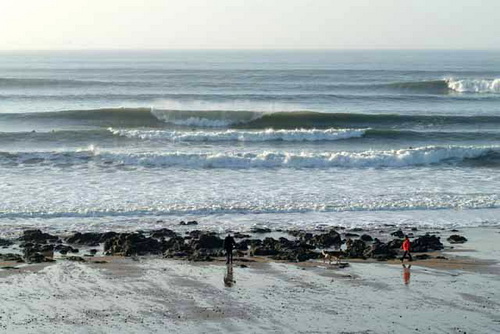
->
[19, 230, 59, 244]
[104, 233, 162, 256]
[411, 234, 444, 252]
[250, 227, 272, 234]
[65, 232, 118, 246]
[189, 233, 223, 249]
[345, 239, 369, 259]
[0, 238, 14, 247]
[54, 244, 79, 255]
[360, 234, 373, 242]
[150, 228, 177, 239]
[447, 235, 467, 244]
[390, 230, 405, 238]
[309, 230, 342, 248]
[366, 239, 397, 260]
[22, 244, 55, 263]
[179, 221, 198, 226]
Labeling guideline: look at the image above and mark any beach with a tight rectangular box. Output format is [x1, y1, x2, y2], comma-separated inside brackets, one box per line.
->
[1, 50, 499, 333]
[1, 226, 499, 333]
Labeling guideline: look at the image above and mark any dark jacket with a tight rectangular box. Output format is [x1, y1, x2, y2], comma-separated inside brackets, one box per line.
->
[223, 236, 236, 250]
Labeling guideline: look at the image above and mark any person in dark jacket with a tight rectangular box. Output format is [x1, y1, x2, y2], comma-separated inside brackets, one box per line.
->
[223, 234, 236, 264]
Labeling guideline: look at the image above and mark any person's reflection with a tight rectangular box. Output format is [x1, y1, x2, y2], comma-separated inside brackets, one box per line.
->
[224, 263, 235, 287]
[402, 264, 411, 285]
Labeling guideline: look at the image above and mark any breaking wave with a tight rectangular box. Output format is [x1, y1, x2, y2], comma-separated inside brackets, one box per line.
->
[446, 78, 500, 93]
[4, 108, 500, 130]
[1, 146, 498, 169]
[108, 128, 367, 142]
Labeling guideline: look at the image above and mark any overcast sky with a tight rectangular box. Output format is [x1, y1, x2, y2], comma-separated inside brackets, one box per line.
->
[0, 0, 499, 50]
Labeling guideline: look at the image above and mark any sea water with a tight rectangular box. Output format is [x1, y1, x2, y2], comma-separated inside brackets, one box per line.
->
[0, 50, 499, 237]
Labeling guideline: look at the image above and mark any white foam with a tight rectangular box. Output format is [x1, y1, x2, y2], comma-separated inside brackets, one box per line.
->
[108, 128, 367, 142]
[446, 78, 500, 93]
[1, 145, 495, 168]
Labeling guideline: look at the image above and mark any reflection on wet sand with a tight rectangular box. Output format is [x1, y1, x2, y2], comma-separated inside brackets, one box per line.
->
[224, 263, 235, 287]
[402, 264, 411, 285]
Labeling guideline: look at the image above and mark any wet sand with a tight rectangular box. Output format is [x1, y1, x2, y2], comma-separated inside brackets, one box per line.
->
[0, 227, 499, 333]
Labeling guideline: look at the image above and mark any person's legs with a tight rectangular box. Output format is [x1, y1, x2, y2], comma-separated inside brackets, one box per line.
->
[401, 251, 409, 261]
[229, 249, 233, 264]
[226, 249, 230, 264]
[408, 252, 413, 261]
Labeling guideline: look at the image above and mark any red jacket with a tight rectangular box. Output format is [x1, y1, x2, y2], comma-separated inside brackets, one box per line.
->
[402, 239, 411, 251]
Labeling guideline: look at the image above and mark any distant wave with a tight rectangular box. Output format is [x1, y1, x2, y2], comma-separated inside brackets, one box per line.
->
[1, 75, 499, 95]
[1, 146, 498, 169]
[3, 108, 500, 130]
[0, 77, 126, 88]
[108, 128, 367, 142]
[446, 78, 500, 93]
[2, 127, 500, 144]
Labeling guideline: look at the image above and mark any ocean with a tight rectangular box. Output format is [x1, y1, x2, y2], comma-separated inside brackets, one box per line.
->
[0, 50, 499, 237]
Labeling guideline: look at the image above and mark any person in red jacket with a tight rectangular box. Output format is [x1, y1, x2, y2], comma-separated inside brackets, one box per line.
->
[400, 235, 413, 262]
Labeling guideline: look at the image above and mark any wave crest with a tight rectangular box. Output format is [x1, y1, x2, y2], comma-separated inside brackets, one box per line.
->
[108, 128, 367, 142]
[446, 78, 500, 93]
[1, 146, 497, 169]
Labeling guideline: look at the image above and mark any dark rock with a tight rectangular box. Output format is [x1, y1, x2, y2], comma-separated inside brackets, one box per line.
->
[350, 228, 363, 232]
[250, 227, 272, 234]
[188, 230, 202, 239]
[450, 229, 459, 232]
[0, 238, 14, 247]
[271, 248, 320, 262]
[164, 236, 188, 251]
[235, 240, 249, 251]
[151, 228, 177, 238]
[180, 220, 198, 226]
[65, 232, 118, 246]
[309, 230, 342, 248]
[54, 244, 79, 254]
[415, 254, 432, 260]
[190, 233, 223, 249]
[365, 239, 397, 260]
[447, 235, 468, 244]
[287, 230, 314, 241]
[233, 232, 251, 239]
[104, 233, 162, 256]
[345, 239, 369, 259]
[411, 227, 418, 231]
[239, 264, 248, 268]
[344, 233, 359, 238]
[65, 256, 86, 262]
[19, 229, 59, 244]
[360, 234, 373, 242]
[411, 234, 444, 252]
[387, 239, 403, 249]
[89, 249, 98, 255]
[247, 239, 262, 247]
[390, 230, 405, 238]
[436, 256, 448, 260]
[249, 238, 280, 256]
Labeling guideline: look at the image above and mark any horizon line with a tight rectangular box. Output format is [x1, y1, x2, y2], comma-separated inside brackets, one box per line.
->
[0, 47, 499, 52]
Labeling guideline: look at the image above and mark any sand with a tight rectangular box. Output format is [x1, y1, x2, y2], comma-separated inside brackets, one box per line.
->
[0, 227, 499, 333]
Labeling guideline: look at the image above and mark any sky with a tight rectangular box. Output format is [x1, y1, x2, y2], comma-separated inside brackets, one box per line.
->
[0, 0, 499, 50]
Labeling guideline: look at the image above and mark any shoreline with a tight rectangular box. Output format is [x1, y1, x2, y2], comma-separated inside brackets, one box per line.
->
[1, 225, 499, 333]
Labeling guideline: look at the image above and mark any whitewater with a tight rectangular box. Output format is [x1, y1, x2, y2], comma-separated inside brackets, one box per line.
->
[0, 50, 499, 236]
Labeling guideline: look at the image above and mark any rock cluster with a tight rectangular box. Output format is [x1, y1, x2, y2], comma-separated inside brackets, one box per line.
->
[0, 227, 448, 264]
